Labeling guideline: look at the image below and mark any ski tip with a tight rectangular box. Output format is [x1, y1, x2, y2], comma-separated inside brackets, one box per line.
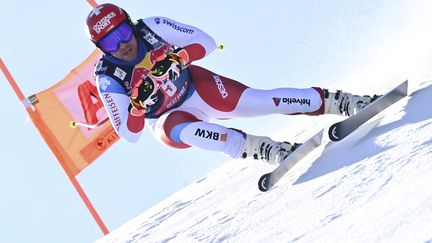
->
[258, 173, 271, 192]
[401, 80, 408, 95]
[328, 124, 341, 141]
[316, 129, 325, 143]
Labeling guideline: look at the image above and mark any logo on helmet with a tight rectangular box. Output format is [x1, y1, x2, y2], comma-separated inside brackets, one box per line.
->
[89, 5, 104, 17]
[93, 12, 117, 34]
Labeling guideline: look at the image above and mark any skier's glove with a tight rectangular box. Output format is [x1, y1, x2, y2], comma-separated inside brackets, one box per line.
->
[151, 48, 189, 82]
[169, 48, 190, 66]
[130, 77, 157, 111]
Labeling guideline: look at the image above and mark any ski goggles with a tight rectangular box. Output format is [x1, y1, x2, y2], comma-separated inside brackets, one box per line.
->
[98, 22, 134, 53]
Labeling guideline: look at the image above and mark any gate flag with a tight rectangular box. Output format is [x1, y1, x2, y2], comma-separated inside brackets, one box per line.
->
[0, 0, 116, 236]
[26, 49, 119, 176]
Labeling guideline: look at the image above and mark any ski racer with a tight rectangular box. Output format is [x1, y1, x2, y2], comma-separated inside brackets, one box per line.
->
[85, 3, 376, 165]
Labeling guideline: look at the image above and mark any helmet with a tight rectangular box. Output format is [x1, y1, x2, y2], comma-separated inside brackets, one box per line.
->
[86, 3, 132, 44]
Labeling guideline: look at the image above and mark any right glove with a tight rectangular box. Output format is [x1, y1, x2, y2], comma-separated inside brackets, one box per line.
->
[130, 77, 158, 111]
[168, 48, 190, 66]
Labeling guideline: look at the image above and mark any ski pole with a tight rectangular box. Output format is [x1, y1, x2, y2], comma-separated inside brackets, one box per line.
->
[69, 117, 109, 129]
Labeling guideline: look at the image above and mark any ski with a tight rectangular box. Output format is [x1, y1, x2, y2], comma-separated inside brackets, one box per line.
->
[258, 129, 323, 192]
[329, 80, 408, 141]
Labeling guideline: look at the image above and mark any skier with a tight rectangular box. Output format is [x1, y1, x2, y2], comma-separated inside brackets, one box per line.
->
[85, 3, 376, 165]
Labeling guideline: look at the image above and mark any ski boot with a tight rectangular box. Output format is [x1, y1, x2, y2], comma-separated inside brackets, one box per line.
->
[241, 134, 301, 165]
[324, 89, 380, 116]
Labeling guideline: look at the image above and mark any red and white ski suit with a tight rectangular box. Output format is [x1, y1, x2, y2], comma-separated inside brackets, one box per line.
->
[95, 17, 325, 158]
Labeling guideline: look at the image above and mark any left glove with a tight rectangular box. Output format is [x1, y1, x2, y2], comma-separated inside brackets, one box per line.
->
[151, 48, 190, 81]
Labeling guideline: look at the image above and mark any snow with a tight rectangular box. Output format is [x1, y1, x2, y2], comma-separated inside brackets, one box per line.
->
[95, 61, 432, 242]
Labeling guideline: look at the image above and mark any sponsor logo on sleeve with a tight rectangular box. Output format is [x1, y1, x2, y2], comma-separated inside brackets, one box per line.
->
[160, 19, 194, 34]
[103, 93, 121, 130]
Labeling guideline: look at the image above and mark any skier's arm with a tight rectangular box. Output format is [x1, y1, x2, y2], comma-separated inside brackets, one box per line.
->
[96, 75, 145, 143]
[142, 17, 217, 62]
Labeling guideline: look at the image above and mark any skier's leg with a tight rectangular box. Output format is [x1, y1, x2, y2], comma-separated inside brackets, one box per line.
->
[188, 65, 378, 118]
[232, 87, 325, 116]
[148, 109, 298, 164]
[148, 109, 246, 158]
[188, 65, 325, 118]
[172, 65, 314, 164]
[170, 66, 376, 163]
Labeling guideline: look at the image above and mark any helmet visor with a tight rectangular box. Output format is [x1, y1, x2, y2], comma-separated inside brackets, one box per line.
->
[98, 22, 133, 53]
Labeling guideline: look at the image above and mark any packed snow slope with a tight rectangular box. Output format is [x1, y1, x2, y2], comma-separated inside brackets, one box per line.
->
[97, 65, 432, 242]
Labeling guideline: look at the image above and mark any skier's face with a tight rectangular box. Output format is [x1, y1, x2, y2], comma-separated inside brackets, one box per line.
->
[111, 35, 138, 62]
